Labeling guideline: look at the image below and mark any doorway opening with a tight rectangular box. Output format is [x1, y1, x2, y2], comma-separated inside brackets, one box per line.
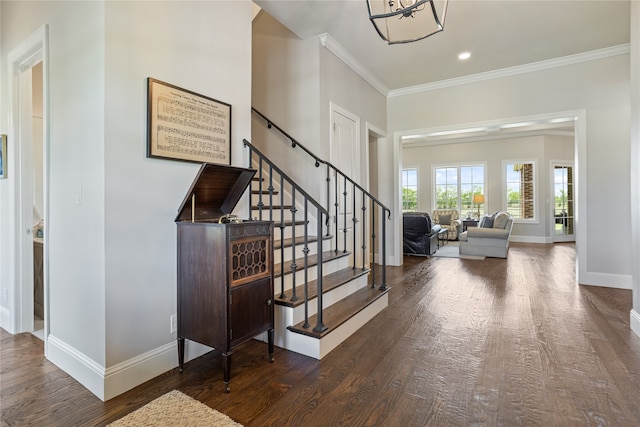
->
[393, 109, 586, 281]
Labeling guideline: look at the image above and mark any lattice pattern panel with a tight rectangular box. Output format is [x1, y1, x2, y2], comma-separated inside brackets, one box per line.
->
[230, 237, 269, 286]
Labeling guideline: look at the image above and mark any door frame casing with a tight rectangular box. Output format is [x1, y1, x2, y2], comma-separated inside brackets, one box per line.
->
[5, 25, 50, 352]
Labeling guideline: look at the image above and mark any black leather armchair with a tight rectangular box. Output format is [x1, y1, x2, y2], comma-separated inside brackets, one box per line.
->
[403, 212, 441, 256]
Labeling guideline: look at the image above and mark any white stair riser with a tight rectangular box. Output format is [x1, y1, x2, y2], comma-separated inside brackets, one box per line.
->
[275, 255, 350, 292]
[255, 290, 388, 360]
[251, 208, 289, 222]
[282, 274, 369, 323]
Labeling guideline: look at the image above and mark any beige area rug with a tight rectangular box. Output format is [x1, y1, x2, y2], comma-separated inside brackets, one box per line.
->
[108, 390, 243, 427]
[432, 241, 485, 260]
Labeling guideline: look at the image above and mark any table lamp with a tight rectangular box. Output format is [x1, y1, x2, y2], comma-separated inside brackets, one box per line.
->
[473, 194, 485, 218]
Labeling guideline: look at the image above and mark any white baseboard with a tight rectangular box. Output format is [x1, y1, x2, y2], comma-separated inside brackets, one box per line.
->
[104, 339, 212, 401]
[47, 334, 212, 401]
[631, 309, 640, 338]
[509, 235, 549, 244]
[0, 305, 13, 333]
[579, 271, 632, 290]
[47, 334, 106, 400]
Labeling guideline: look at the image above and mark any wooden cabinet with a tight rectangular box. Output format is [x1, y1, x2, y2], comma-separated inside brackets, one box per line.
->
[175, 164, 274, 393]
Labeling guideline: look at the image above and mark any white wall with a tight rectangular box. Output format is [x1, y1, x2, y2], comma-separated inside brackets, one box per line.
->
[630, 1, 640, 335]
[104, 0, 252, 368]
[1, 0, 253, 401]
[387, 54, 631, 286]
[1, 0, 108, 366]
[402, 134, 574, 242]
[252, 10, 324, 197]
[252, 11, 386, 207]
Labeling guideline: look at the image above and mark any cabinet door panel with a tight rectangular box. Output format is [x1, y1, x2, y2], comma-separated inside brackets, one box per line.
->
[230, 277, 273, 346]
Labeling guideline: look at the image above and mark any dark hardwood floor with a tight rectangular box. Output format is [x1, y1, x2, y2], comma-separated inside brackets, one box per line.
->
[3, 242, 640, 426]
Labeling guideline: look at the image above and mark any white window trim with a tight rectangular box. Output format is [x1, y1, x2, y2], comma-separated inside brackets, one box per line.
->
[402, 167, 419, 212]
[432, 162, 487, 213]
[502, 159, 538, 223]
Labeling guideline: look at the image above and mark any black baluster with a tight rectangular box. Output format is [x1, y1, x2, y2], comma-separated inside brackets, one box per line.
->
[290, 187, 298, 302]
[361, 193, 367, 271]
[303, 198, 310, 328]
[380, 208, 389, 292]
[343, 175, 347, 254]
[279, 174, 286, 299]
[371, 207, 376, 288]
[268, 165, 274, 222]
[313, 210, 327, 333]
[326, 164, 331, 237]
[352, 182, 357, 269]
[257, 158, 264, 220]
[334, 169, 339, 253]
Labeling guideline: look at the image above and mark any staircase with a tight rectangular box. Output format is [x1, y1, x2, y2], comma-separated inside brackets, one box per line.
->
[244, 111, 391, 360]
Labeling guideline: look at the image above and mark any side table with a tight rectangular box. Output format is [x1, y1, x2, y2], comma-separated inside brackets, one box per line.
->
[437, 228, 448, 248]
[462, 219, 479, 232]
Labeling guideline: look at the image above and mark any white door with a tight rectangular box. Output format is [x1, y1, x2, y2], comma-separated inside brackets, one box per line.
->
[330, 106, 360, 262]
[552, 163, 575, 242]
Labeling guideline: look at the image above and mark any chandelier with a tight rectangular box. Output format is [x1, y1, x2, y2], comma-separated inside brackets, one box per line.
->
[366, 0, 448, 45]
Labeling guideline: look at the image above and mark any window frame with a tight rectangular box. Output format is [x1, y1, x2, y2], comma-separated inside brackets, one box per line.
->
[502, 159, 538, 223]
[432, 163, 487, 214]
[401, 167, 419, 212]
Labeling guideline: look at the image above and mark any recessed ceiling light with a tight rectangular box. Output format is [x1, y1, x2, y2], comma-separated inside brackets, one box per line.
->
[458, 51, 471, 60]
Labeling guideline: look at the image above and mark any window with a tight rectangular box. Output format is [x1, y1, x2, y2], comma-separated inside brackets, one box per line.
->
[434, 165, 485, 213]
[434, 167, 457, 209]
[402, 168, 418, 212]
[505, 161, 535, 220]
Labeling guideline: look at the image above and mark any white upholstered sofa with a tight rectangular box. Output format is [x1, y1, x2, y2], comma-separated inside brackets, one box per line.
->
[458, 211, 513, 258]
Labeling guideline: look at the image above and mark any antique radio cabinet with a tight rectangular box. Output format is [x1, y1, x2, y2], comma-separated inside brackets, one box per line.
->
[175, 163, 274, 393]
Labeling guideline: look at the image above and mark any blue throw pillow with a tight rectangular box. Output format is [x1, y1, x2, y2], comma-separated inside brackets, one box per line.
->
[481, 216, 494, 228]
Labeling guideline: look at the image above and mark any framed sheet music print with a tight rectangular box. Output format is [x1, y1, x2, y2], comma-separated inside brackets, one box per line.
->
[147, 78, 231, 165]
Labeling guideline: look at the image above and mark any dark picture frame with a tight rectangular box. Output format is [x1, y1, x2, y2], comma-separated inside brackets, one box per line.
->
[147, 78, 231, 165]
[0, 134, 7, 179]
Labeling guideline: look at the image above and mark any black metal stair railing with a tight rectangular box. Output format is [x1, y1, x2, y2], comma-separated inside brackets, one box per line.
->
[243, 139, 329, 333]
[251, 107, 391, 290]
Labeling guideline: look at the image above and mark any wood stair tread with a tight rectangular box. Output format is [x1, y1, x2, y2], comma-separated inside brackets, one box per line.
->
[252, 205, 294, 210]
[274, 267, 370, 308]
[274, 250, 350, 278]
[287, 285, 390, 339]
[275, 220, 307, 227]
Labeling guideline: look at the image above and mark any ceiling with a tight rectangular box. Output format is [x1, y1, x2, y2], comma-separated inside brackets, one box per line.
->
[254, 0, 630, 141]
[255, 0, 630, 92]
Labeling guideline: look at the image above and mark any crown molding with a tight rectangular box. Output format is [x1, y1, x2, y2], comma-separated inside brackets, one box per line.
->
[389, 43, 631, 97]
[317, 34, 629, 99]
[319, 33, 390, 96]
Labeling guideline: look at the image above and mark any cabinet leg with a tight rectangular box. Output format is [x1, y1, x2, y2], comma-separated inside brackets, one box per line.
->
[268, 328, 274, 362]
[222, 352, 231, 393]
[177, 337, 185, 373]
